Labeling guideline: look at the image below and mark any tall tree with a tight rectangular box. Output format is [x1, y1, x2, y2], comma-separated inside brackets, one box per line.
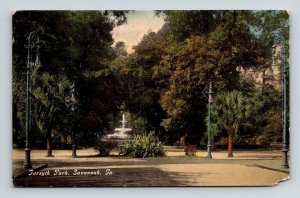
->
[32, 73, 70, 156]
[158, 11, 219, 42]
[13, 11, 127, 152]
[210, 91, 251, 157]
[113, 28, 170, 137]
[153, 11, 266, 142]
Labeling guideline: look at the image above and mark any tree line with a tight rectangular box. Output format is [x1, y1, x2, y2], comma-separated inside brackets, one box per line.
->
[13, 11, 289, 156]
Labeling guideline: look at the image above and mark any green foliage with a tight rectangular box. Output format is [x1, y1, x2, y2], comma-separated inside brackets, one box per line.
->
[12, 11, 127, 148]
[120, 133, 166, 158]
[151, 11, 269, 143]
[12, 10, 288, 150]
[216, 135, 271, 149]
[210, 91, 252, 156]
[212, 87, 282, 148]
[251, 88, 282, 143]
[32, 72, 70, 140]
[210, 91, 251, 134]
[112, 30, 168, 137]
[250, 10, 289, 47]
[125, 113, 147, 135]
[159, 11, 219, 42]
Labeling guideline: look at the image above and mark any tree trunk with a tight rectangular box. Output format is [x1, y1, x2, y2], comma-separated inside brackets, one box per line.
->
[71, 130, 77, 158]
[46, 131, 53, 157]
[227, 126, 234, 157]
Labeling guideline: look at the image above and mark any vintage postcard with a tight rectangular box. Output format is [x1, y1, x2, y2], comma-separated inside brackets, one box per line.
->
[12, 10, 289, 187]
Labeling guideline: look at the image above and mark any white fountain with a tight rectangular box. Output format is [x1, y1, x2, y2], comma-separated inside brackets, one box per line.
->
[104, 114, 132, 139]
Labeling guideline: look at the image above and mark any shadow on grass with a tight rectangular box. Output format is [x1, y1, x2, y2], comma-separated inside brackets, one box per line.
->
[13, 167, 183, 187]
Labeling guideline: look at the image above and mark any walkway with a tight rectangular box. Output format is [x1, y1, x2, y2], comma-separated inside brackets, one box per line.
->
[12, 148, 290, 187]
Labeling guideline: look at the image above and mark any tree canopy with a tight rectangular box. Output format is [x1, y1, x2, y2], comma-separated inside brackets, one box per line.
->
[13, 11, 128, 150]
[13, 10, 289, 152]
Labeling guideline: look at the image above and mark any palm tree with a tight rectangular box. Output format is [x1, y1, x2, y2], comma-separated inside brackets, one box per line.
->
[210, 91, 250, 157]
[32, 72, 69, 157]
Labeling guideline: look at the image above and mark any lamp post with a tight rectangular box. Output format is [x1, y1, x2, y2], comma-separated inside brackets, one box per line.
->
[206, 80, 213, 158]
[280, 39, 289, 168]
[23, 31, 41, 169]
[273, 37, 289, 168]
[70, 81, 77, 158]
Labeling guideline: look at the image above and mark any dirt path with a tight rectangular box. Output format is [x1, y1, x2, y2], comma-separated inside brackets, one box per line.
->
[12, 149, 289, 187]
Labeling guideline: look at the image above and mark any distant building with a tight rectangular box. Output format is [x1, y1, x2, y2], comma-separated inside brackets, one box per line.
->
[237, 44, 283, 91]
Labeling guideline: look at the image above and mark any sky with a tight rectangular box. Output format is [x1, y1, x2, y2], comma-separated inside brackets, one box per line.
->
[112, 11, 165, 53]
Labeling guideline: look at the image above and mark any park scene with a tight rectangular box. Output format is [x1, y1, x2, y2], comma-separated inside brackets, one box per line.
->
[12, 10, 289, 187]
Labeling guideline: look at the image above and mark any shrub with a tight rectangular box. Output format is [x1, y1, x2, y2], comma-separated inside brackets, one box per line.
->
[216, 135, 271, 149]
[120, 132, 166, 158]
[184, 145, 196, 156]
[94, 140, 118, 156]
